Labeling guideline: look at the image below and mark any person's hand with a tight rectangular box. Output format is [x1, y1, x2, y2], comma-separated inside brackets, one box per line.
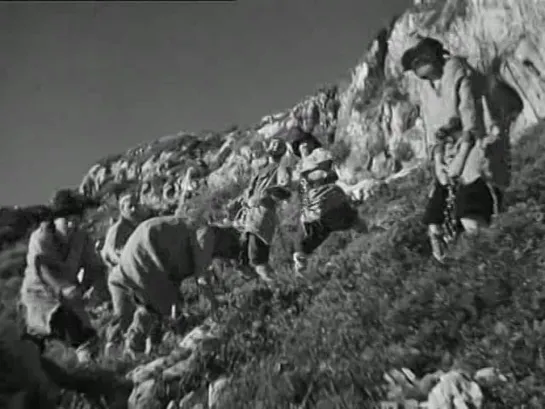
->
[59, 285, 85, 311]
[447, 164, 462, 180]
[60, 284, 83, 301]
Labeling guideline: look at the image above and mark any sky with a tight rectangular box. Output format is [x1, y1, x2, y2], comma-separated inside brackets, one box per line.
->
[0, 0, 411, 206]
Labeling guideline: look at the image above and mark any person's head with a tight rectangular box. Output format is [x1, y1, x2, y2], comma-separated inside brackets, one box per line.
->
[401, 37, 449, 80]
[119, 193, 142, 222]
[49, 189, 96, 237]
[286, 126, 322, 159]
[266, 138, 287, 162]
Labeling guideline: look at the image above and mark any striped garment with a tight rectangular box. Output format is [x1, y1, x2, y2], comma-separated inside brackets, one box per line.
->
[301, 183, 350, 224]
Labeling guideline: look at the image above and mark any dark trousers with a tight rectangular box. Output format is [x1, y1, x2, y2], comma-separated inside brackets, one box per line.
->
[22, 305, 97, 353]
[211, 225, 271, 266]
[296, 204, 357, 255]
[423, 178, 503, 227]
[49, 306, 97, 349]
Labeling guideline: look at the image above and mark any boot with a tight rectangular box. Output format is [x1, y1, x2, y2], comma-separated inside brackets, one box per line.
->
[429, 231, 446, 264]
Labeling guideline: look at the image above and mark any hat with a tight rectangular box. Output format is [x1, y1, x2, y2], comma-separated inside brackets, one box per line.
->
[286, 126, 322, 158]
[299, 148, 334, 175]
[50, 188, 100, 218]
[401, 37, 449, 72]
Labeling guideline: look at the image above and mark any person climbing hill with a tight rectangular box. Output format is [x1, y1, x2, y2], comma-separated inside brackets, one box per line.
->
[230, 137, 293, 284]
[401, 36, 521, 262]
[292, 147, 368, 275]
[104, 214, 232, 358]
[19, 189, 105, 364]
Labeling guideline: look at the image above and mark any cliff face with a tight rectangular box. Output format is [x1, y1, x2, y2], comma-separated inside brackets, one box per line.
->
[79, 0, 545, 220]
[336, 0, 545, 182]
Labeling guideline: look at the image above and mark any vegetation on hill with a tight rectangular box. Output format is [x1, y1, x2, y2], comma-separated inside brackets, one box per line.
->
[1, 121, 545, 408]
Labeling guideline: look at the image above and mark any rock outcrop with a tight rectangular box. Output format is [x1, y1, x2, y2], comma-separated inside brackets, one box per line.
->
[80, 0, 544, 216]
[335, 0, 544, 182]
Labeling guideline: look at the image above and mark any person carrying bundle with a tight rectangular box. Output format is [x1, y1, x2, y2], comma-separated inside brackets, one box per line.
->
[292, 148, 367, 274]
[231, 137, 292, 284]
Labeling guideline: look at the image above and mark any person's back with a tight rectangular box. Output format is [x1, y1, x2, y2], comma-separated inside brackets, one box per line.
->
[118, 215, 193, 313]
[105, 215, 219, 357]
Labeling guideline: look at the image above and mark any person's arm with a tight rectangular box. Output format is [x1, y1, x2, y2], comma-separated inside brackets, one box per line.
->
[79, 235, 106, 293]
[448, 76, 479, 178]
[192, 226, 219, 312]
[432, 143, 448, 185]
[101, 226, 121, 267]
[28, 227, 76, 297]
[35, 255, 75, 298]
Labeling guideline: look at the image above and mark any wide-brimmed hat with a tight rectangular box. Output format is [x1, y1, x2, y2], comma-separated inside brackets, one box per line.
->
[401, 36, 449, 72]
[50, 188, 101, 218]
[286, 126, 322, 158]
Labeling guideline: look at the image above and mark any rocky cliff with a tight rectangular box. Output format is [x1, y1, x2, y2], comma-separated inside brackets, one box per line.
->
[78, 0, 545, 225]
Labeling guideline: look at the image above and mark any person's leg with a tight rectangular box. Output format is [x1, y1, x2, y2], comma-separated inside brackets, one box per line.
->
[422, 182, 449, 262]
[456, 178, 495, 236]
[248, 233, 274, 283]
[104, 267, 137, 355]
[125, 305, 162, 357]
[49, 306, 99, 363]
[293, 220, 330, 274]
[145, 316, 165, 356]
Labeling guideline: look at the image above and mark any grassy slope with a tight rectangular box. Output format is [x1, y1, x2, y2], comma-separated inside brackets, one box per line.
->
[1, 122, 545, 408]
[193, 121, 545, 408]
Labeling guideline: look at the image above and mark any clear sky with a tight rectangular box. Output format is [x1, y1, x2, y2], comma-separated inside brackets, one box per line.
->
[0, 0, 410, 206]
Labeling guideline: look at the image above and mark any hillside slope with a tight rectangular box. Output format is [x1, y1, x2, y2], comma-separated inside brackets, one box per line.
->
[2, 0, 545, 408]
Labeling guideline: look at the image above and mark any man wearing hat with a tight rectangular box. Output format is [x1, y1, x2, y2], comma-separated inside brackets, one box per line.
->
[401, 36, 506, 261]
[233, 137, 292, 284]
[19, 189, 104, 363]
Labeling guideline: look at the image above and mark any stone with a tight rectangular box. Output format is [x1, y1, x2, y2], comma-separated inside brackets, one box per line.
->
[162, 353, 198, 382]
[474, 367, 507, 383]
[426, 371, 483, 409]
[127, 348, 193, 384]
[178, 386, 208, 409]
[208, 376, 231, 408]
[128, 379, 161, 409]
[178, 323, 221, 352]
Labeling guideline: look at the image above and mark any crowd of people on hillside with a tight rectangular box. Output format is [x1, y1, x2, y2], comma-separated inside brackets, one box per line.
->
[5, 36, 523, 407]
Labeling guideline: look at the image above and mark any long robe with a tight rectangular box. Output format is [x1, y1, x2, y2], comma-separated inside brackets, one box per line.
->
[20, 222, 102, 336]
